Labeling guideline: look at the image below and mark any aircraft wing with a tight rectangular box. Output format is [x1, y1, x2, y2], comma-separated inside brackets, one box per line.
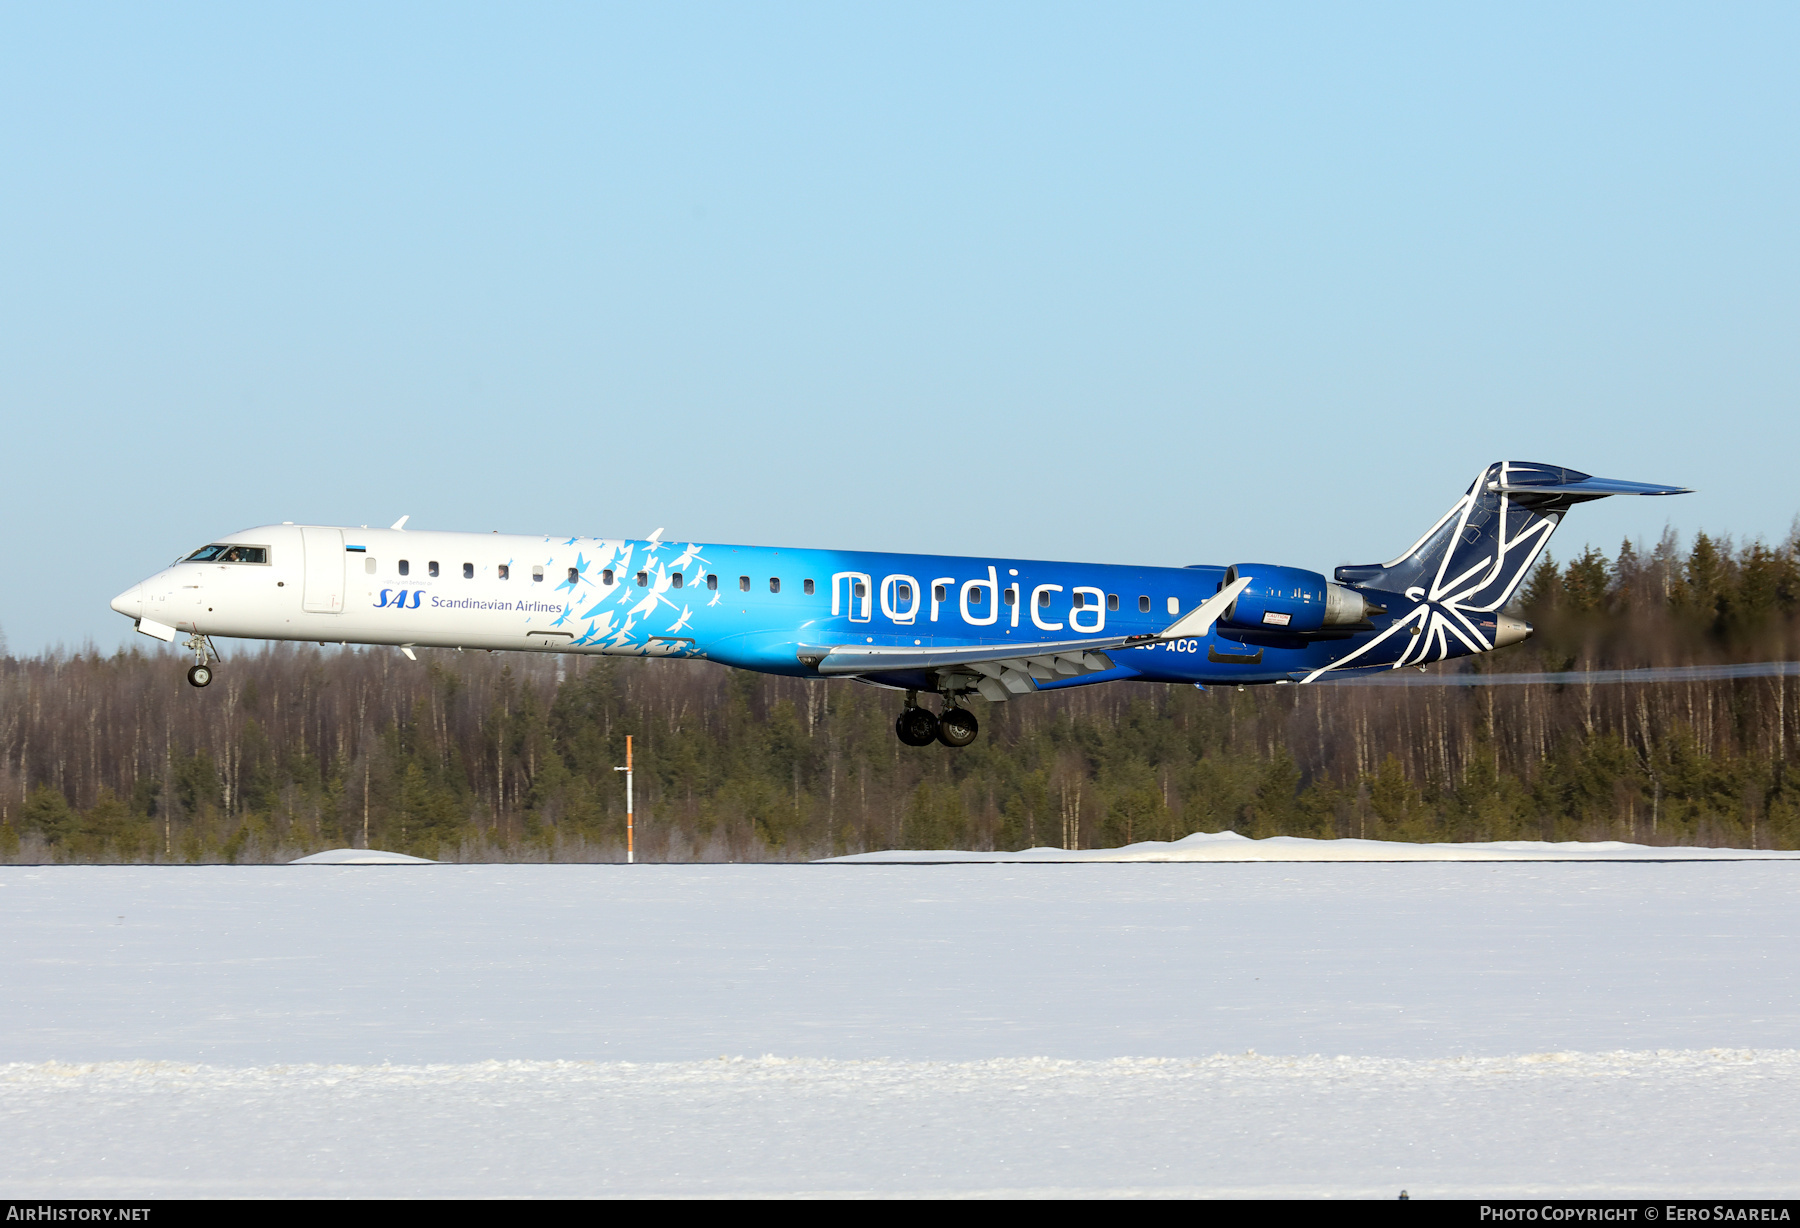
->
[798, 577, 1252, 699]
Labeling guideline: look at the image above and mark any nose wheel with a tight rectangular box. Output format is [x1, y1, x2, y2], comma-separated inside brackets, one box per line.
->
[182, 632, 221, 688]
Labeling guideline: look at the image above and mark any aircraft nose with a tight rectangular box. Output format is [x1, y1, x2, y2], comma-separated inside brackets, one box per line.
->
[111, 584, 144, 619]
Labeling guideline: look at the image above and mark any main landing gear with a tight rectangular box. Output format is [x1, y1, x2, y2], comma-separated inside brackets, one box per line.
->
[894, 691, 980, 748]
[183, 633, 220, 689]
[895, 705, 939, 746]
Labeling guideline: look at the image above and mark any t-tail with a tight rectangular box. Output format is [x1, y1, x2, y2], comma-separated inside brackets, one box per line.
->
[1335, 460, 1691, 618]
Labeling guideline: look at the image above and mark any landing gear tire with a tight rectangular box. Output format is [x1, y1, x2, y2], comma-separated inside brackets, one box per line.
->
[936, 706, 979, 748]
[181, 632, 219, 689]
[895, 707, 940, 747]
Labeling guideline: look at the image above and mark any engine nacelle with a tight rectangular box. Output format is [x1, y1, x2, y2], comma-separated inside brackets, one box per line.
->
[1221, 564, 1385, 633]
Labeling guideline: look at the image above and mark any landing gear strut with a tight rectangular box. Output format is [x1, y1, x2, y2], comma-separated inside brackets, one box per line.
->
[183, 633, 219, 689]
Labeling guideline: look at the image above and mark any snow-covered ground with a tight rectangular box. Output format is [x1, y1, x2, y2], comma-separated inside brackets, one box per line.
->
[288, 848, 434, 864]
[824, 830, 1800, 862]
[3, 863, 1797, 1197]
[7, 1051, 1797, 1198]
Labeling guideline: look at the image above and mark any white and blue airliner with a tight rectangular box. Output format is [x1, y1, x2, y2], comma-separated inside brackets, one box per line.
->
[111, 461, 1686, 747]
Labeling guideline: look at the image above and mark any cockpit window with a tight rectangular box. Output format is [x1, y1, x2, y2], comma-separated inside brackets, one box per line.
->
[186, 544, 268, 564]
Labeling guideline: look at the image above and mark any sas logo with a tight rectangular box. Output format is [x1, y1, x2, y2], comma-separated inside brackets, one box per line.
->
[374, 589, 423, 609]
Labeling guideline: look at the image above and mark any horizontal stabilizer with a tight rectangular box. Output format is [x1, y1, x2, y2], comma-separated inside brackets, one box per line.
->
[1487, 471, 1690, 500]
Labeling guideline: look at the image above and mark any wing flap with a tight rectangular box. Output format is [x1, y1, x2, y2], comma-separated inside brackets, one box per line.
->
[802, 640, 1121, 675]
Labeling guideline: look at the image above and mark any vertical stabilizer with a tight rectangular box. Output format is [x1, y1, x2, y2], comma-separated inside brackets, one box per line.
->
[1334, 461, 1690, 612]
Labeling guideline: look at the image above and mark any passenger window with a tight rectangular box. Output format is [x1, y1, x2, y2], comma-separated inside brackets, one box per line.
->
[365, 558, 377, 575]
[498, 564, 510, 580]
[707, 574, 718, 590]
[1139, 595, 1150, 613]
[804, 579, 815, 595]
[463, 563, 474, 580]
[770, 578, 781, 594]
[853, 581, 866, 599]
[1167, 596, 1179, 615]
[568, 567, 578, 583]
[934, 584, 947, 603]
[739, 576, 750, 592]
[899, 583, 912, 603]
[1037, 589, 1050, 607]
[398, 560, 410, 577]
[532, 566, 544, 582]
[1003, 588, 1016, 606]
[1107, 593, 1119, 611]
[429, 561, 440, 578]
[969, 588, 983, 604]
[1071, 591, 1084, 608]
[672, 573, 684, 589]
[637, 571, 648, 587]
[602, 569, 614, 586]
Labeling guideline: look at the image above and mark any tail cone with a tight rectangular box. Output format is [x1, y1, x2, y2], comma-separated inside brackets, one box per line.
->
[1494, 615, 1532, 648]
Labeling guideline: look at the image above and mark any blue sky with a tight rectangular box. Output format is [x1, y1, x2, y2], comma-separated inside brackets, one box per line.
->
[3, 4, 1796, 653]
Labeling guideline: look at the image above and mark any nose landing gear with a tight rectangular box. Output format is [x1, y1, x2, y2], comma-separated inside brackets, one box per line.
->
[183, 633, 220, 688]
[893, 690, 981, 748]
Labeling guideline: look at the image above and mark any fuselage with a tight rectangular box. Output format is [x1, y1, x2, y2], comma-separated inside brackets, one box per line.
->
[110, 523, 1499, 688]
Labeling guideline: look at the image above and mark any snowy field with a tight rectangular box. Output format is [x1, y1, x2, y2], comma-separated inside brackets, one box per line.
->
[3, 862, 1798, 1197]
[825, 830, 1800, 862]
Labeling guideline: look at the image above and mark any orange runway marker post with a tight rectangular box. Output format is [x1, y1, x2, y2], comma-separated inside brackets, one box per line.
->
[614, 735, 634, 864]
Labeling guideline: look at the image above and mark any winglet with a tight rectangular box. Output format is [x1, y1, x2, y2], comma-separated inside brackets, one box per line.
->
[391, 515, 410, 531]
[1160, 576, 1253, 640]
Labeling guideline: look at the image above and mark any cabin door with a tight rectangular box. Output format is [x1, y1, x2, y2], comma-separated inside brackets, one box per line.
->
[300, 528, 345, 613]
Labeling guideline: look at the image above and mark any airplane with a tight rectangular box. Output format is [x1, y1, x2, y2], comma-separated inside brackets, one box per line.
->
[109, 461, 1687, 748]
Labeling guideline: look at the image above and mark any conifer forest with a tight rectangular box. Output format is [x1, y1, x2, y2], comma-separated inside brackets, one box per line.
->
[4, 526, 1799, 862]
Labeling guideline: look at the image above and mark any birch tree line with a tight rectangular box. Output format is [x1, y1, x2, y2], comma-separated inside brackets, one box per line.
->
[2, 523, 1797, 861]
